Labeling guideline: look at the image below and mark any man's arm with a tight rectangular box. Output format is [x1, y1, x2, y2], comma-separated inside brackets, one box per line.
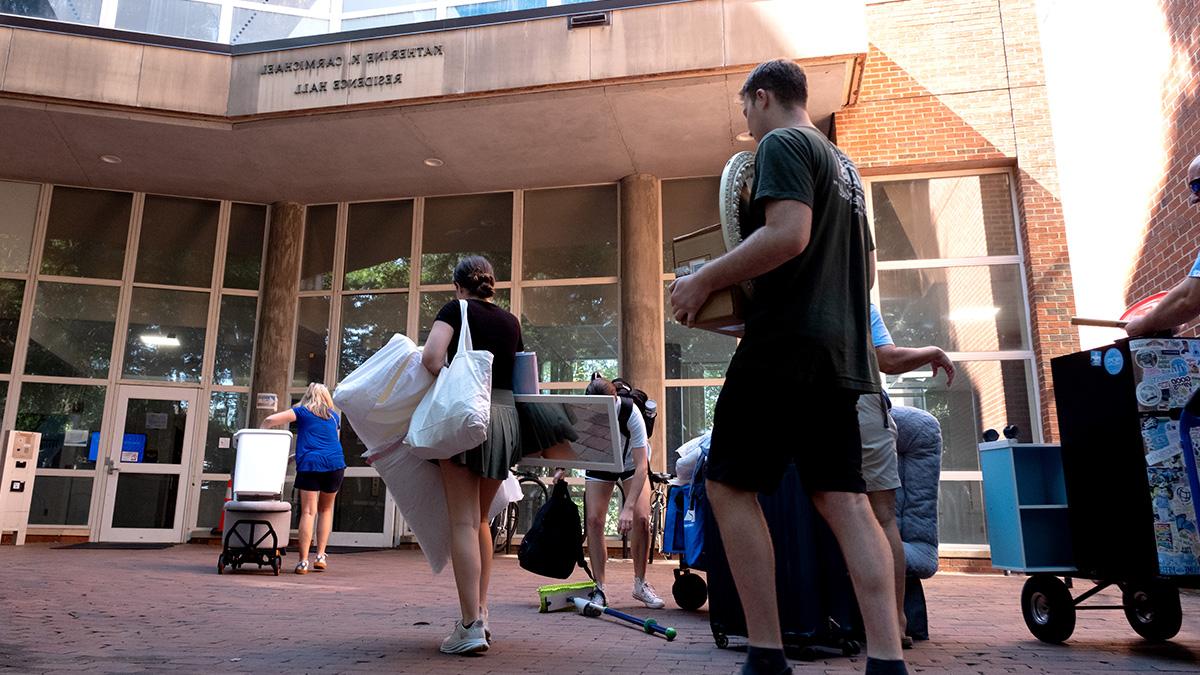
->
[876, 344, 955, 385]
[670, 199, 811, 325]
[1126, 276, 1200, 336]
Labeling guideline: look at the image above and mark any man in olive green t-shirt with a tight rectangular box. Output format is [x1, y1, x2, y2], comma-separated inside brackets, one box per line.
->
[670, 60, 905, 675]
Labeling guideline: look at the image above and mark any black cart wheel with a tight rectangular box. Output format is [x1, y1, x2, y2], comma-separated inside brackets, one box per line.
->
[672, 570, 708, 611]
[1021, 574, 1076, 644]
[713, 632, 728, 649]
[216, 554, 225, 575]
[1123, 581, 1182, 641]
[271, 556, 281, 576]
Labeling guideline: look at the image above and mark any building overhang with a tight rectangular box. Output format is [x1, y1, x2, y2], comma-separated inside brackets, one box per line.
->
[0, 0, 867, 202]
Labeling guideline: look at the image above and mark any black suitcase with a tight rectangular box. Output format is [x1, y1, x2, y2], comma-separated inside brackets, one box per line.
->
[703, 462, 862, 658]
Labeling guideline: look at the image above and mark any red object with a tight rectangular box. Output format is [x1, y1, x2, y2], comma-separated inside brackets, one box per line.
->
[215, 479, 232, 534]
[1120, 292, 1169, 322]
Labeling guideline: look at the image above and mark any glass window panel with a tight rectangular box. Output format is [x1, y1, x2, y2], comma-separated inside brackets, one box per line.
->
[135, 195, 219, 287]
[112, 474, 179, 528]
[0, 280, 23, 373]
[662, 177, 720, 272]
[342, 9, 435, 29]
[225, 203, 267, 290]
[871, 174, 1017, 262]
[25, 282, 118, 379]
[197, 479, 227, 530]
[294, 296, 330, 386]
[241, 0, 327, 10]
[342, 0, 428, 11]
[938, 480, 988, 545]
[422, 193, 513, 284]
[418, 290, 510, 344]
[0, 381, 7, 430]
[0, 181, 39, 274]
[339, 416, 370, 468]
[332, 476, 386, 532]
[664, 385, 719, 474]
[664, 282, 735, 379]
[205, 392, 249, 473]
[122, 398, 187, 465]
[300, 205, 337, 291]
[447, 0, 548, 18]
[115, 0, 220, 41]
[42, 187, 131, 279]
[231, 9, 328, 44]
[28, 475, 92, 525]
[213, 295, 258, 386]
[523, 185, 618, 280]
[885, 359, 1034, 472]
[345, 200, 413, 290]
[123, 288, 210, 383]
[878, 265, 1028, 352]
[521, 285, 617, 383]
[12, 0, 104, 24]
[340, 292, 408, 381]
[17, 383, 106, 470]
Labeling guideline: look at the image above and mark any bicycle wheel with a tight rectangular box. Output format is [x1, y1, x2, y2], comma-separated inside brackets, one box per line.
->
[513, 477, 549, 540]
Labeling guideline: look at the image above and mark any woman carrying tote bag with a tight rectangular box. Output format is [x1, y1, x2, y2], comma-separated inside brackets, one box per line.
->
[420, 255, 524, 655]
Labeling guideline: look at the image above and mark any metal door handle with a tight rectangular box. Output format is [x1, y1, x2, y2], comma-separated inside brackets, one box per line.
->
[104, 457, 120, 475]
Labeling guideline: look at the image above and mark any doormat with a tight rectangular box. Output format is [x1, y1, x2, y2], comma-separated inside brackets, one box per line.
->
[53, 543, 175, 550]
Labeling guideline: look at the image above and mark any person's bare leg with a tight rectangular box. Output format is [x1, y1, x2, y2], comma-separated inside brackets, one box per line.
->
[297, 489, 319, 562]
[707, 478, 781, 649]
[585, 480, 616, 590]
[812, 491, 902, 660]
[868, 489, 907, 637]
[439, 460, 483, 624]
[315, 491, 337, 558]
[624, 475, 652, 581]
[476, 477, 502, 616]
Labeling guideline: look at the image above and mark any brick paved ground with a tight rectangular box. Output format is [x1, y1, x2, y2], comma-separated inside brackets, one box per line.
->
[3, 544, 1200, 674]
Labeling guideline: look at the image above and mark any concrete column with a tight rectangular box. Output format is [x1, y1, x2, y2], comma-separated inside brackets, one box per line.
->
[251, 202, 304, 427]
[619, 174, 666, 472]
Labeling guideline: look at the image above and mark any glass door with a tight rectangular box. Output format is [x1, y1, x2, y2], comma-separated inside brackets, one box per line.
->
[99, 386, 200, 543]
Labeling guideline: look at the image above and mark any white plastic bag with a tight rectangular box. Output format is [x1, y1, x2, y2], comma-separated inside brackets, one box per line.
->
[333, 333, 434, 450]
[487, 473, 522, 521]
[406, 300, 494, 460]
[673, 432, 710, 485]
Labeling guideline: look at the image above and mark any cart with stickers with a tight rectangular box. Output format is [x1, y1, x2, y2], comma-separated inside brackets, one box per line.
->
[982, 333, 1200, 643]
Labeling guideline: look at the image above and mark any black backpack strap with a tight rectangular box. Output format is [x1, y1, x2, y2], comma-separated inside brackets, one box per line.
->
[617, 396, 633, 438]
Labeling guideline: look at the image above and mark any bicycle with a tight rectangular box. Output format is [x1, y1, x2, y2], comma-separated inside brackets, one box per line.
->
[646, 470, 672, 565]
[490, 468, 550, 554]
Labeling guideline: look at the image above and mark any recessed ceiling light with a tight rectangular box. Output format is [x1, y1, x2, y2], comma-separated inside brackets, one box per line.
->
[735, 132, 754, 142]
[99, 154, 122, 164]
[424, 157, 444, 167]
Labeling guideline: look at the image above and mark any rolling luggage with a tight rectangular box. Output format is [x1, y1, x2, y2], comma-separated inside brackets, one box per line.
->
[702, 461, 862, 658]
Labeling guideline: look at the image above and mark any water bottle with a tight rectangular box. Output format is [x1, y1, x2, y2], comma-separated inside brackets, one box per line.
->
[644, 399, 658, 438]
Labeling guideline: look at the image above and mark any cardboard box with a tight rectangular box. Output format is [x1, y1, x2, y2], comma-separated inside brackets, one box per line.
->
[671, 224, 746, 337]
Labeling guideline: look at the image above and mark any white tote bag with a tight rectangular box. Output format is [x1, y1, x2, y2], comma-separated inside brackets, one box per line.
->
[405, 300, 494, 460]
[332, 333, 434, 450]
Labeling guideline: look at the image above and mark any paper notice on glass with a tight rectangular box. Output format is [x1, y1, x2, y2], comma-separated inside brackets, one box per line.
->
[218, 437, 231, 449]
[145, 412, 168, 430]
[120, 451, 140, 462]
[63, 429, 88, 446]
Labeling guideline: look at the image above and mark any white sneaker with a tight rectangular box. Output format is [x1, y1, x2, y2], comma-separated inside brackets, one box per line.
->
[588, 584, 608, 607]
[439, 619, 489, 655]
[633, 578, 665, 609]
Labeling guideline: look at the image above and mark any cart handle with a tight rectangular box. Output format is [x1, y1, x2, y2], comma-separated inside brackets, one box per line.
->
[1071, 317, 1128, 328]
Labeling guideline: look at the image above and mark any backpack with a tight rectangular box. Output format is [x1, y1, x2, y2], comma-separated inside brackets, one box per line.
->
[612, 377, 657, 441]
[518, 479, 594, 580]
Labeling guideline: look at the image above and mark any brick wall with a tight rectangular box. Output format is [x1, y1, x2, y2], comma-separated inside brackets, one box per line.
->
[842, 0, 1079, 439]
[1126, 0, 1200, 315]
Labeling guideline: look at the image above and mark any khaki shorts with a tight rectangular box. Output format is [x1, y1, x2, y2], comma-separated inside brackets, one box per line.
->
[858, 393, 900, 493]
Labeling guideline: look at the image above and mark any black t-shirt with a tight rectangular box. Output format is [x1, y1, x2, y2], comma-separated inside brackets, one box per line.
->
[434, 299, 524, 391]
[737, 125, 880, 394]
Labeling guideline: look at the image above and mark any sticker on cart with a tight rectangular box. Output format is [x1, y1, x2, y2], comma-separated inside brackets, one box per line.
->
[1170, 358, 1191, 378]
[1156, 522, 1175, 550]
[1138, 382, 1164, 407]
[1104, 348, 1124, 375]
[1147, 444, 1183, 466]
[1136, 349, 1160, 370]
